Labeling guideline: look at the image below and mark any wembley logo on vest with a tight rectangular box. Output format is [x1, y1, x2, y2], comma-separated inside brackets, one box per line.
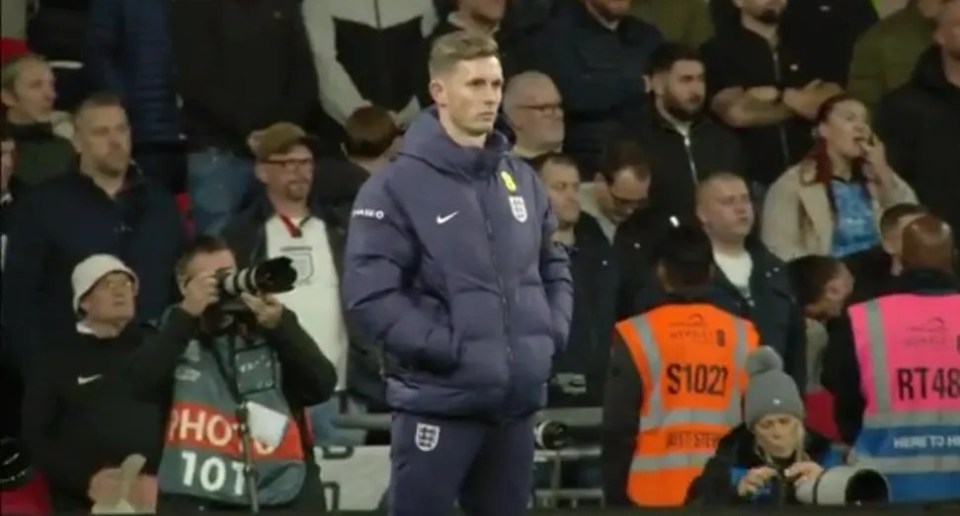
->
[158, 336, 307, 506]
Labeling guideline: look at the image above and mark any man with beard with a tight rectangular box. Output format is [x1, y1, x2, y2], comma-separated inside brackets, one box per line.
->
[1, 93, 184, 373]
[222, 122, 375, 446]
[619, 42, 742, 226]
[701, 0, 842, 204]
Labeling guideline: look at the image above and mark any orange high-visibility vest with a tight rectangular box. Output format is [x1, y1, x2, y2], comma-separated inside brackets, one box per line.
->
[616, 303, 758, 507]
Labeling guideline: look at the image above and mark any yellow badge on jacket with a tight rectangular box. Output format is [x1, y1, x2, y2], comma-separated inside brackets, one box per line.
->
[500, 170, 517, 193]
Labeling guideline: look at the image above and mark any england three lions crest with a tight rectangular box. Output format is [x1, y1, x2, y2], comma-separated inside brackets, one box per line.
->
[415, 423, 440, 452]
[509, 195, 528, 223]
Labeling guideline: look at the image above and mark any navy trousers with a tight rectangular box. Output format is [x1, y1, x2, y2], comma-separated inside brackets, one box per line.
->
[388, 412, 535, 516]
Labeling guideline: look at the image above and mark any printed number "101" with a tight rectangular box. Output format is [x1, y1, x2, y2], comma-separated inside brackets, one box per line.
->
[181, 451, 247, 496]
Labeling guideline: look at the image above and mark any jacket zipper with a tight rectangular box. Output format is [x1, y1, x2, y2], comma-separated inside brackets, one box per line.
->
[472, 180, 514, 413]
[771, 47, 791, 172]
[680, 128, 700, 187]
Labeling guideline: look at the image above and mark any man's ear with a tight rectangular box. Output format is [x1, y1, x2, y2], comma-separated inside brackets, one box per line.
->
[429, 78, 446, 107]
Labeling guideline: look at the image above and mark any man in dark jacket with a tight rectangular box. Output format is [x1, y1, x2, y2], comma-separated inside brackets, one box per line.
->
[1, 93, 184, 373]
[696, 172, 806, 388]
[311, 106, 401, 219]
[342, 32, 573, 516]
[171, 0, 318, 235]
[86, 0, 184, 193]
[534, 0, 662, 172]
[877, 1, 960, 257]
[619, 42, 742, 226]
[23, 255, 163, 513]
[428, 0, 546, 82]
[701, 0, 842, 196]
[530, 152, 618, 409]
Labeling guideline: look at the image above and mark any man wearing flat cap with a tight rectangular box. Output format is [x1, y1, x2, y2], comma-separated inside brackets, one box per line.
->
[223, 122, 383, 446]
[21, 254, 164, 513]
[823, 215, 960, 503]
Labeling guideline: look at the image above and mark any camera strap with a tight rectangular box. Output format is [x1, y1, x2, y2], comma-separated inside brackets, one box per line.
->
[203, 333, 243, 403]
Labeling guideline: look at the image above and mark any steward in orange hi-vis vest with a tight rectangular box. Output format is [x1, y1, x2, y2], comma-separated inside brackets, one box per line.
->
[602, 225, 759, 508]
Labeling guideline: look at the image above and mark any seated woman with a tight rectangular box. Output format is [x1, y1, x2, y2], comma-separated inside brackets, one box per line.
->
[686, 347, 845, 506]
[761, 95, 916, 261]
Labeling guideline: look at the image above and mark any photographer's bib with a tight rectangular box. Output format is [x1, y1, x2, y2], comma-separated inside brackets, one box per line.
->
[157, 336, 306, 506]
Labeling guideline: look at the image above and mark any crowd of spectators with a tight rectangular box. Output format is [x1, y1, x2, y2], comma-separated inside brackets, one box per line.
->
[0, 0, 958, 513]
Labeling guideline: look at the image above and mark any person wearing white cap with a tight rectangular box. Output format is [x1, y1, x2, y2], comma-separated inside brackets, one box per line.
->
[71, 254, 139, 335]
[20, 254, 163, 513]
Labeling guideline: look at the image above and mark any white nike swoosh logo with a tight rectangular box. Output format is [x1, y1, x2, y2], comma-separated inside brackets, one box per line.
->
[77, 374, 102, 385]
[436, 211, 459, 224]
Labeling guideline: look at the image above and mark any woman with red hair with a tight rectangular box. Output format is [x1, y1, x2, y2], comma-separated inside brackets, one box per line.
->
[761, 95, 916, 261]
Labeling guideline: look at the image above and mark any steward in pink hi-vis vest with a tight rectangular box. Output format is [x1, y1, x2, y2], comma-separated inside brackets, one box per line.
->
[848, 293, 960, 502]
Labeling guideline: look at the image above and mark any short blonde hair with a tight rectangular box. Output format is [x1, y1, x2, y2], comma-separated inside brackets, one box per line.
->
[428, 31, 499, 77]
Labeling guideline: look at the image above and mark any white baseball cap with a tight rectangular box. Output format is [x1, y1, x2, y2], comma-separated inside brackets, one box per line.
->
[71, 254, 138, 314]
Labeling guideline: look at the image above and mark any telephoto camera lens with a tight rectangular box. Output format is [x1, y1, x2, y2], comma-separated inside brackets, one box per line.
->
[216, 257, 298, 297]
[534, 420, 570, 450]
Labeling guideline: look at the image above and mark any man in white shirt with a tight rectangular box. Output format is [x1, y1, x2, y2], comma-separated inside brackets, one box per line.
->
[222, 122, 377, 445]
[695, 171, 806, 388]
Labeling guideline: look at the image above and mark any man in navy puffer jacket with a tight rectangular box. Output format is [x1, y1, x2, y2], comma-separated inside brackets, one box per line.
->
[343, 31, 573, 516]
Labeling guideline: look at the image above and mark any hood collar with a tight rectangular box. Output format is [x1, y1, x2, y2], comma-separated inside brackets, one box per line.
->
[399, 107, 510, 179]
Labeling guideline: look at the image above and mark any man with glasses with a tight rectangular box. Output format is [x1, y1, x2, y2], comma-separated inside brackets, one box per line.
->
[503, 71, 564, 163]
[579, 140, 669, 316]
[222, 122, 371, 447]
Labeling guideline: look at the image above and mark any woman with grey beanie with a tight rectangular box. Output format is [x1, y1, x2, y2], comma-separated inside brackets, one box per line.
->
[686, 347, 846, 506]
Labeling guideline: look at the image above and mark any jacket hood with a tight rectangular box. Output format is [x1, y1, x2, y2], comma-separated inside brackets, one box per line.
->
[912, 46, 960, 100]
[399, 107, 511, 179]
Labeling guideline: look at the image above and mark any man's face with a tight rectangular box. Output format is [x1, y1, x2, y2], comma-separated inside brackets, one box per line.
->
[596, 168, 650, 224]
[180, 250, 237, 293]
[431, 57, 503, 137]
[935, 0, 960, 60]
[73, 105, 132, 177]
[508, 78, 564, 151]
[0, 59, 56, 123]
[80, 272, 137, 326]
[734, 0, 788, 25]
[256, 144, 314, 203]
[585, 0, 632, 20]
[696, 177, 755, 242]
[540, 161, 581, 228]
[653, 60, 706, 121]
[461, 0, 506, 23]
[1, 138, 14, 193]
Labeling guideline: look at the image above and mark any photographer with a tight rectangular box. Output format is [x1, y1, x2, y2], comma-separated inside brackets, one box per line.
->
[123, 236, 336, 512]
[686, 347, 844, 506]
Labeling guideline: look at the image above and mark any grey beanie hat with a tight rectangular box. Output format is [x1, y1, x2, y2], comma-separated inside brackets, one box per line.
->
[744, 347, 805, 428]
